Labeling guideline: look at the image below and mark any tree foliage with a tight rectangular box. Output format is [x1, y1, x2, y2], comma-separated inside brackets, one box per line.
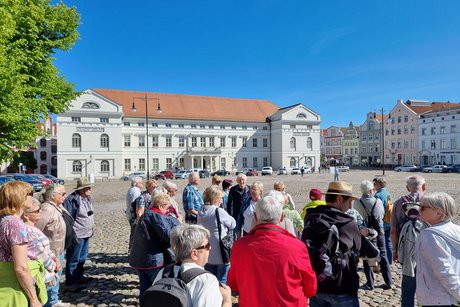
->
[0, 0, 80, 162]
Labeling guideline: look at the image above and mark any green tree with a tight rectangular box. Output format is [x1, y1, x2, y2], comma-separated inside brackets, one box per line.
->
[0, 0, 80, 162]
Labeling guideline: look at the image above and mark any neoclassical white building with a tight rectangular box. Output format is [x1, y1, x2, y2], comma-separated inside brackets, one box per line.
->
[57, 89, 321, 180]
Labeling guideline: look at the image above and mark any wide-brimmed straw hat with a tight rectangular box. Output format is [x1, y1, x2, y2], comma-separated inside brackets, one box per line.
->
[74, 177, 93, 191]
[324, 181, 358, 199]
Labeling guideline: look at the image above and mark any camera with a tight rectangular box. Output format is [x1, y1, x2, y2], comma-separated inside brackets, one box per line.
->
[403, 202, 420, 220]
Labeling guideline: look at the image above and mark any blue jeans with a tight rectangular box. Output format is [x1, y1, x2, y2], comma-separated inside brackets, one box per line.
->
[205, 263, 230, 284]
[363, 234, 393, 288]
[310, 292, 359, 307]
[384, 225, 392, 265]
[65, 237, 90, 285]
[44, 253, 65, 307]
[138, 267, 162, 302]
[401, 275, 416, 307]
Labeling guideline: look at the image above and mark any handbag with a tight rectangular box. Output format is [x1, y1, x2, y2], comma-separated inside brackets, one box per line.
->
[359, 235, 380, 259]
[215, 208, 233, 263]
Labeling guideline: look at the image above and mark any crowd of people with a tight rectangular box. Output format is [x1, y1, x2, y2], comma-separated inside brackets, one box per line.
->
[0, 178, 95, 306]
[1, 171, 459, 306]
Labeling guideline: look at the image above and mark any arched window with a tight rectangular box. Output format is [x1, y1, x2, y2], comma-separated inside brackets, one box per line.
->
[81, 101, 100, 109]
[40, 151, 47, 161]
[72, 160, 82, 173]
[296, 113, 307, 118]
[290, 157, 297, 168]
[40, 164, 47, 174]
[100, 160, 110, 172]
[72, 133, 81, 148]
[100, 134, 109, 148]
[290, 137, 296, 150]
[307, 137, 312, 149]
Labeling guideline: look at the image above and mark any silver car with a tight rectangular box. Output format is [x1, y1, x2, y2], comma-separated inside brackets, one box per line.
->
[394, 165, 418, 172]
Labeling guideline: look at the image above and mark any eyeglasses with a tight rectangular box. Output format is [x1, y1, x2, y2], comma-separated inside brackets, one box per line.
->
[54, 192, 67, 196]
[28, 208, 41, 214]
[420, 205, 432, 211]
[195, 242, 211, 251]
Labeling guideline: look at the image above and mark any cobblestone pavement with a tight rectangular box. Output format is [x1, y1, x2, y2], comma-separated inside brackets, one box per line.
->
[58, 170, 460, 306]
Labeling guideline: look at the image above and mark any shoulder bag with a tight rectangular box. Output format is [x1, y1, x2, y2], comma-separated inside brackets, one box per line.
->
[215, 208, 233, 263]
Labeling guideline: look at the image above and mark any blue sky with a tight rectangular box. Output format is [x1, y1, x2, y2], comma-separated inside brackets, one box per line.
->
[55, 0, 460, 128]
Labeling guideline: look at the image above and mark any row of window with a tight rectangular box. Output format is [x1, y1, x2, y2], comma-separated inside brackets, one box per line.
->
[421, 125, 457, 135]
[421, 139, 457, 150]
[123, 122, 267, 130]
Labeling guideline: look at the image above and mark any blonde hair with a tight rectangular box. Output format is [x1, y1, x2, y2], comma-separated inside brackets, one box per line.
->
[145, 179, 158, 190]
[251, 182, 264, 196]
[0, 181, 32, 216]
[152, 192, 171, 208]
[203, 185, 224, 205]
[273, 181, 286, 192]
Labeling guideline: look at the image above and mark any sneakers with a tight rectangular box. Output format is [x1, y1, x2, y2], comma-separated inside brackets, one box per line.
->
[363, 283, 374, 290]
[51, 301, 71, 307]
[382, 284, 395, 290]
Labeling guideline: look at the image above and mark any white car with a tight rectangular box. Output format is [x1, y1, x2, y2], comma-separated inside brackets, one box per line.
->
[422, 165, 447, 173]
[337, 166, 350, 172]
[261, 166, 273, 176]
[121, 172, 146, 181]
[291, 168, 301, 175]
[394, 165, 418, 172]
[175, 170, 192, 179]
[277, 167, 288, 175]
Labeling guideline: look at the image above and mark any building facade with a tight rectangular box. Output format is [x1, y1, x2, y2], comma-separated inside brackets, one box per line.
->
[342, 122, 360, 166]
[322, 126, 344, 165]
[419, 105, 460, 165]
[359, 112, 383, 166]
[56, 89, 321, 179]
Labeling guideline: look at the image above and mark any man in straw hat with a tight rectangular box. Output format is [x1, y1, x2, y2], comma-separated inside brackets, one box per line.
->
[302, 181, 362, 307]
[63, 177, 95, 289]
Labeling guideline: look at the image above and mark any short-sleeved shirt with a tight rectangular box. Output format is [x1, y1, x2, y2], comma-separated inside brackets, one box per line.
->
[0, 215, 30, 262]
[182, 184, 203, 218]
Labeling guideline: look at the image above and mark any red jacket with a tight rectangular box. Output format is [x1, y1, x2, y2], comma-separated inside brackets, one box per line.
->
[227, 224, 317, 307]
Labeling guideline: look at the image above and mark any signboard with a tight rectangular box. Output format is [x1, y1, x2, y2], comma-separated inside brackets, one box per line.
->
[76, 127, 105, 132]
[293, 132, 310, 136]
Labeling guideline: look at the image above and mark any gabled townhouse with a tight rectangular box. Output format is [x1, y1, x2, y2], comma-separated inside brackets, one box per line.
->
[342, 122, 360, 166]
[360, 112, 383, 166]
[56, 89, 321, 180]
[385, 99, 458, 166]
[322, 126, 344, 165]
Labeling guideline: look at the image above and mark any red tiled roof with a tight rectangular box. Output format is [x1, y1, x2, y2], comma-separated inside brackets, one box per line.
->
[405, 102, 460, 115]
[92, 89, 280, 123]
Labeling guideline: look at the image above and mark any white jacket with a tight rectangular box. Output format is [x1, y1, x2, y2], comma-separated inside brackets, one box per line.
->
[416, 221, 460, 305]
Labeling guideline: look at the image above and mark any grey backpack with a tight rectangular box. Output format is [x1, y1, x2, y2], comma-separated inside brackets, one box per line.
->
[141, 264, 207, 307]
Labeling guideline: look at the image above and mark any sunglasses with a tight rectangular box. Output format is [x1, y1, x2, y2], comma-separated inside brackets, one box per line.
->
[28, 208, 41, 214]
[195, 242, 211, 251]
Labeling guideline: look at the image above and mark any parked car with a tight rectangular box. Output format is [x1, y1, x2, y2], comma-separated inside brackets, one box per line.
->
[236, 168, 251, 175]
[0, 176, 13, 186]
[43, 174, 65, 184]
[337, 166, 350, 172]
[189, 168, 201, 174]
[394, 165, 418, 172]
[211, 169, 230, 176]
[302, 167, 312, 174]
[245, 168, 259, 176]
[445, 164, 460, 173]
[277, 167, 288, 175]
[28, 174, 54, 187]
[261, 166, 273, 176]
[199, 169, 210, 178]
[7, 174, 44, 192]
[121, 172, 147, 181]
[154, 170, 174, 180]
[291, 168, 301, 175]
[418, 165, 431, 172]
[422, 165, 448, 173]
[175, 170, 192, 179]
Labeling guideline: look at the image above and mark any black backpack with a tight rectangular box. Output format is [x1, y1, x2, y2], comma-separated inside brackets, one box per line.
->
[301, 213, 348, 282]
[141, 264, 207, 307]
[359, 199, 381, 233]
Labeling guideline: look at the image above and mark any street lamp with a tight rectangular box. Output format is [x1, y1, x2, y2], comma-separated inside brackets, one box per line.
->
[131, 94, 162, 179]
[374, 109, 388, 176]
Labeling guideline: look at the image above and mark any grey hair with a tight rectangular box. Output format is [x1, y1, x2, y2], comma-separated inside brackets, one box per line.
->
[188, 172, 199, 183]
[236, 174, 247, 183]
[131, 177, 143, 187]
[151, 186, 167, 198]
[202, 185, 224, 205]
[255, 195, 283, 224]
[162, 181, 177, 192]
[406, 175, 425, 192]
[421, 192, 457, 221]
[373, 177, 387, 187]
[42, 184, 65, 201]
[265, 190, 285, 205]
[360, 180, 374, 194]
[170, 224, 210, 262]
